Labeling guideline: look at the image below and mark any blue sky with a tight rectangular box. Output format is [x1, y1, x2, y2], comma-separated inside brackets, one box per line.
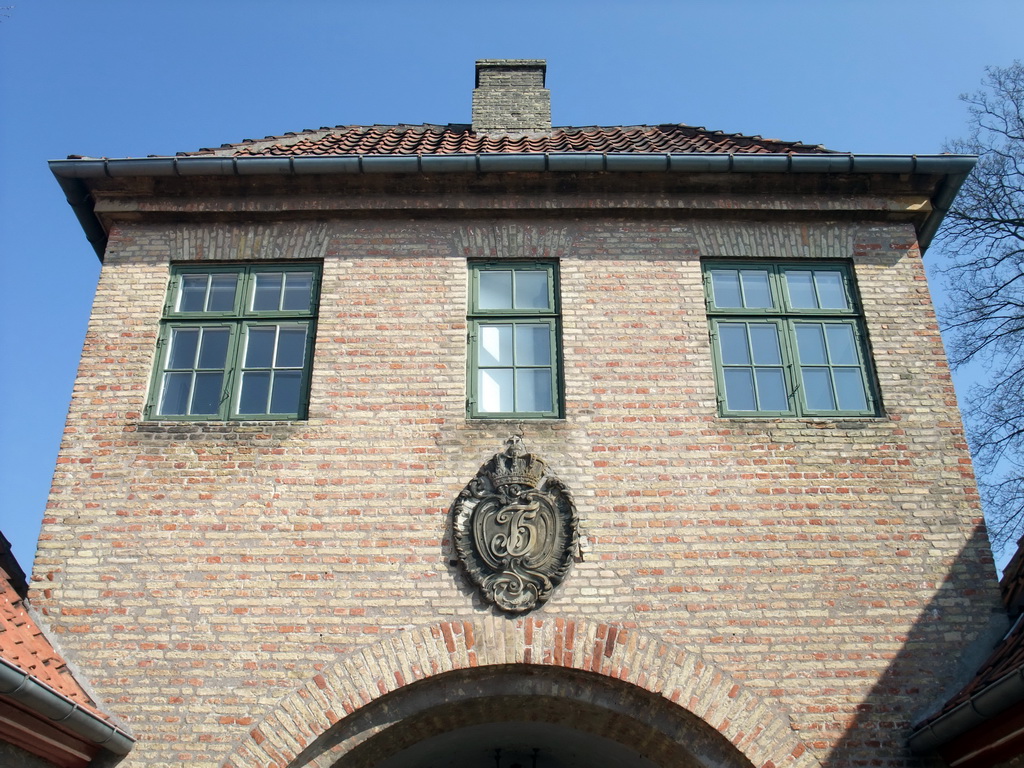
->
[1, 0, 1021, 569]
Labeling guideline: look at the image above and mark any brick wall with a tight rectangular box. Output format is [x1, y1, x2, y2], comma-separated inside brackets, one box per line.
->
[33, 201, 1001, 767]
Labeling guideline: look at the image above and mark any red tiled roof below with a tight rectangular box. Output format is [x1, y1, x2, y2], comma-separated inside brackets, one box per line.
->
[0, 697, 101, 768]
[922, 537, 1024, 729]
[179, 123, 835, 158]
[0, 566, 102, 717]
[937, 704, 1024, 768]
[930, 614, 1024, 722]
[1001, 535, 1024, 614]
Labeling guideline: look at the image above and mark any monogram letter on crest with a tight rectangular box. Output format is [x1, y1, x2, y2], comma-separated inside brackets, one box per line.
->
[452, 437, 578, 613]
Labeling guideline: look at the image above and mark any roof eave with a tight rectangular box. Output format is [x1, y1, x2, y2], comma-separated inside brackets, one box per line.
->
[0, 657, 135, 762]
[50, 152, 977, 261]
[908, 669, 1024, 760]
[909, 616, 1024, 757]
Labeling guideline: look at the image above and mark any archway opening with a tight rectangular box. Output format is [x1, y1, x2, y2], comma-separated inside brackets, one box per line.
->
[375, 719, 666, 768]
[294, 665, 755, 768]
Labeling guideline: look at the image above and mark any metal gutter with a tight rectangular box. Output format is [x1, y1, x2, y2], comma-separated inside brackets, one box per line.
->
[0, 656, 135, 757]
[908, 615, 1024, 755]
[49, 152, 976, 260]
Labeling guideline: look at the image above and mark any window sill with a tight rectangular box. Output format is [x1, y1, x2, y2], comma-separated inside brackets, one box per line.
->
[465, 416, 566, 423]
[713, 414, 890, 430]
[135, 419, 307, 435]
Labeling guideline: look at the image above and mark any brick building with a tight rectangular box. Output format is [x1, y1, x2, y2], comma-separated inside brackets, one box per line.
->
[34, 60, 1010, 767]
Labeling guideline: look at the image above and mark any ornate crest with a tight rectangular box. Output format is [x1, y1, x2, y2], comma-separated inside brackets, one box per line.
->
[452, 437, 578, 613]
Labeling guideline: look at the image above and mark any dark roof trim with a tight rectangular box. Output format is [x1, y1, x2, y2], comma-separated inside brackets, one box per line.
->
[909, 615, 1024, 755]
[50, 152, 976, 260]
[0, 532, 28, 599]
[0, 657, 135, 758]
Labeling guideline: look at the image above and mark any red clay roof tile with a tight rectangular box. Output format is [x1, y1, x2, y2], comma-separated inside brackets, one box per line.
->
[0, 564, 104, 718]
[177, 123, 834, 158]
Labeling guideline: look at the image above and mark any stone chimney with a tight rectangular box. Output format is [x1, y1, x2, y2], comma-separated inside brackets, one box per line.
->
[471, 59, 551, 135]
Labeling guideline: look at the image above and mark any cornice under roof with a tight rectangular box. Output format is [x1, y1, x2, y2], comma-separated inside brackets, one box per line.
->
[49, 150, 977, 261]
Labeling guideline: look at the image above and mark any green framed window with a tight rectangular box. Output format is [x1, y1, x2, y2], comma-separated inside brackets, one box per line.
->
[467, 262, 561, 418]
[704, 261, 878, 417]
[147, 264, 320, 420]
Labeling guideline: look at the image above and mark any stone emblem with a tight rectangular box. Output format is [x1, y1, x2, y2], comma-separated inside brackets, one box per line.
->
[452, 437, 578, 613]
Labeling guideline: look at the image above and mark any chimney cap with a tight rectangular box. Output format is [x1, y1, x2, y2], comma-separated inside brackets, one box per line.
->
[475, 59, 547, 88]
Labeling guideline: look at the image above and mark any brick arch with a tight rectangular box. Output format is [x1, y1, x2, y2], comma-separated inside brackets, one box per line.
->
[222, 616, 818, 768]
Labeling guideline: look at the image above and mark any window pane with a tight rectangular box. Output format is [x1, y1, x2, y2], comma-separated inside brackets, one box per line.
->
[515, 324, 551, 366]
[710, 270, 742, 308]
[723, 368, 756, 411]
[515, 271, 549, 309]
[801, 367, 836, 410]
[276, 327, 307, 368]
[479, 325, 512, 366]
[159, 372, 192, 415]
[479, 271, 512, 309]
[749, 324, 782, 365]
[191, 372, 223, 414]
[270, 371, 302, 414]
[282, 272, 313, 312]
[516, 369, 553, 412]
[815, 272, 849, 309]
[245, 327, 276, 368]
[167, 329, 199, 369]
[740, 269, 773, 308]
[834, 369, 868, 411]
[718, 324, 751, 365]
[252, 273, 283, 311]
[208, 275, 238, 312]
[197, 329, 229, 369]
[795, 324, 828, 364]
[825, 324, 858, 365]
[479, 369, 513, 412]
[178, 275, 208, 312]
[786, 271, 817, 309]
[755, 368, 789, 411]
[238, 372, 271, 414]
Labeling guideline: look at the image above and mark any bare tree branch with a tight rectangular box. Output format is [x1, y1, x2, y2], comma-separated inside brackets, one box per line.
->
[936, 61, 1024, 551]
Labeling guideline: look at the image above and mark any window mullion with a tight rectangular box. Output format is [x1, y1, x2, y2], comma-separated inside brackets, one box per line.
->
[302, 318, 316, 418]
[550, 320, 558, 415]
[215, 323, 234, 419]
[201, 274, 212, 312]
[768, 264, 785, 312]
[237, 267, 250, 316]
[269, 324, 282, 414]
[780, 318, 802, 416]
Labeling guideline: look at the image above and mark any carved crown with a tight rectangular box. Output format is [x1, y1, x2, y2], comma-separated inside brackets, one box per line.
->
[490, 436, 545, 489]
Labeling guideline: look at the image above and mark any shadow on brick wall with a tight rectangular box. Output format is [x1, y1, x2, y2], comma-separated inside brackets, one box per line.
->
[820, 524, 1008, 768]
